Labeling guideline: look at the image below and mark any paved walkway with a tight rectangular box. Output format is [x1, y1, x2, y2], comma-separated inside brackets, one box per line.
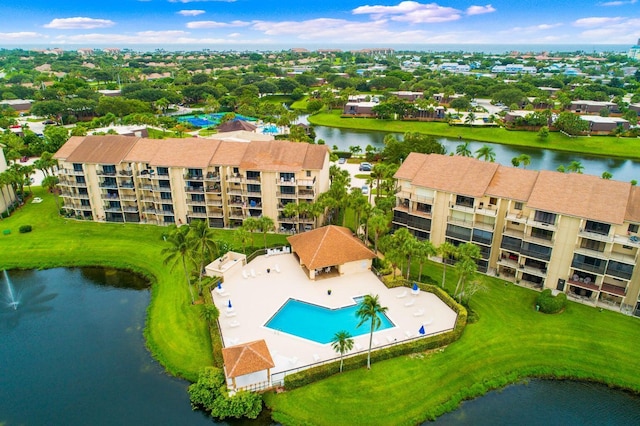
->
[211, 253, 458, 388]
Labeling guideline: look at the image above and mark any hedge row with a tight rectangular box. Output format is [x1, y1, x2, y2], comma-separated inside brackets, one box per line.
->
[284, 279, 467, 390]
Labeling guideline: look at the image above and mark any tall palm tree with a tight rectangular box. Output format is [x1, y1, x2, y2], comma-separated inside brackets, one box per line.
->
[415, 240, 436, 282]
[161, 225, 196, 304]
[233, 225, 252, 254]
[475, 145, 496, 162]
[455, 142, 472, 157]
[464, 112, 476, 126]
[41, 175, 60, 210]
[189, 220, 219, 296]
[367, 210, 389, 254]
[355, 294, 388, 370]
[257, 215, 275, 249]
[517, 154, 531, 169]
[331, 330, 354, 372]
[454, 242, 481, 301]
[438, 242, 457, 289]
[567, 160, 584, 174]
[242, 217, 259, 248]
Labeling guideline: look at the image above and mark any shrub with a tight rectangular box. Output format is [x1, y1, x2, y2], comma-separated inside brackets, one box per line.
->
[19, 225, 32, 233]
[536, 289, 567, 314]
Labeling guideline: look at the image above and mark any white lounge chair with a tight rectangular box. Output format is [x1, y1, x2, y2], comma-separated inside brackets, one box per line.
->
[228, 320, 240, 328]
[227, 337, 239, 346]
[413, 309, 425, 317]
[225, 310, 237, 317]
[396, 290, 407, 298]
[250, 268, 256, 278]
[405, 330, 413, 338]
[313, 353, 320, 362]
[355, 342, 363, 351]
[404, 299, 415, 307]
[274, 264, 281, 273]
[386, 335, 395, 343]
[372, 338, 380, 346]
[289, 356, 298, 366]
[423, 317, 433, 326]
[242, 270, 249, 279]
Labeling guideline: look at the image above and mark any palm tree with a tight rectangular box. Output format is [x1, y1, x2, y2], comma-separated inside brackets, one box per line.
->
[355, 294, 388, 370]
[415, 240, 436, 282]
[455, 142, 472, 157]
[464, 112, 476, 126]
[437, 242, 457, 289]
[367, 210, 389, 254]
[199, 304, 220, 325]
[453, 243, 481, 301]
[331, 330, 354, 373]
[242, 217, 260, 248]
[41, 175, 60, 210]
[475, 145, 496, 162]
[567, 160, 584, 174]
[189, 220, 219, 296]
[233, 225, 252, 254]
[517, 154, 531, 169]
[602, 171, 613, 180]
[257, 215, 275, 249]
[161, 225, 196, 304]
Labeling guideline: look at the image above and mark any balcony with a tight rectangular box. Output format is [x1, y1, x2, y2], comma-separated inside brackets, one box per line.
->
[297, 177, 315, 186]
[501, 236, 522, 252]
[99, 181, 118, 189]
[246, 175, 261, 183]
[96, 170, 116, 176]
[118, 180, 135, 189]
[278, 216, 298, 224]
[184, 174, 204, 181]
[600, 282, 627, 297]
[71, 182, 88, 188]
[227, 174, 245, 183]
[118, 169, 133, 177]
[447, 216, 473, 228]
[101, 192, 120, 200]
[229, 211, 245, 220]
[186, 199, 206, 206]
[205, 172, 221, 182]
[475, 205, 498, 217]
[528, 218, 557, 231]
[573, 247, 607, 260]
[608, 251, 636, 264]
[613, 233, 640, 248]
[207, 210, 224, 218]
[473, 221, 495, 231]
[206, 199, 223, 207]
[298, 189, 315, 199]
[104, 206, 122, 213]
[277, 191, 297, 199]
[571, 259, 606, 275]
[578, 229, 613, 243]
[523, 233, 554, 247]
[277, 177, 296, 185]
[605, 261, 633, 280]
[450, 203, 474, 214]
[65, 169, 85, 176]
[394, 205, 431, 219]
[184, 186, 204, 193]
[502, 227, 525, 239]
[122, 206, 139, 213]
[506, 211, 527, 224]
[520, 244, 552, 261]
[187, 211, 208, 218]
[567, 276, 600, 292]
[120, 195, 137, 201]
[205, 184, 222, 194]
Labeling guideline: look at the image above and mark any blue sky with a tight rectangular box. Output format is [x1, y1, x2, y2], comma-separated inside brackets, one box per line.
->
[0, 0, 638, 48]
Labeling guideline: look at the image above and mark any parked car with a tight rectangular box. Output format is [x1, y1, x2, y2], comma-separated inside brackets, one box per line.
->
[359, 162, 372, 171]
[43, 119, 56, 125]
[338, 157, 346, 164]
[361, 185, 369, 195]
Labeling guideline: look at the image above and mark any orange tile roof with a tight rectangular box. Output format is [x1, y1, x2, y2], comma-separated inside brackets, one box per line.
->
[396, 153, 499, 197]
[240, 140, 328, 171]
[210, 141, 248, 166]
[287, 225, 376, 270]
[486, 166, 539, 202]
[527, 171, 631, 224]
[626, 186, 640, 223]
[147, 138, 220, 168]
[64, 135, 139, 164]
[53, 136, 86, 160]
[222, 340, 275, 378]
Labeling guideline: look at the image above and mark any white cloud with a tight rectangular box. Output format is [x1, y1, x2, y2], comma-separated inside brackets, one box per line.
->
[136, 30, 192, 37]
[0, 32, 46, 40]
[43, 17, 115, 30]
[576, 17, 640, 43]
[178, 10, 206, 16]
[599, 0, 636, 6]
[509, 23, 563, 32]
[50, 32, 268, 45]
[187, 20, 249, 29]
[573, 16, 624, 26]
[466, 4, 496, 16]
[352, 1, 462, 23]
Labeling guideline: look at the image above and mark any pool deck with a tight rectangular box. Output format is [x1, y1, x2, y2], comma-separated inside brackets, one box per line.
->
[211, 253, 458, 388]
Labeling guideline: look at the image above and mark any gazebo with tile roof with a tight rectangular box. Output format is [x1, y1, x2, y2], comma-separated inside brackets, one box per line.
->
[287, 225, 376, 280]
[222, 339, 275, 391]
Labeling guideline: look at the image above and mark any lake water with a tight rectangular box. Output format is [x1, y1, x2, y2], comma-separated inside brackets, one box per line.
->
[2, 269, 640, 425]
[0, 268, 213, 426]
[434, 379, 640, 425]
[312, 125, 640, 183]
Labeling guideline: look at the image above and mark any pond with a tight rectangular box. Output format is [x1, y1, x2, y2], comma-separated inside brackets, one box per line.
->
[310, 124, 640, 183]
[0, 268, 214, 425]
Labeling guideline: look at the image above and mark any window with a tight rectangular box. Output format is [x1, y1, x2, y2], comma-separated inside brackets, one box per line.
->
[163, 216, 175, 223]
[306, 170, 311, 177]
[489, 197, 497, 205]
[247, 184, 261, 193]
[581, 238, 605, 252]
[160, 192, 172, 200]
[80, 199, 90, 206]
[73, 163, 83, 172]
[233, 167, 239, 174]
[455, 195, 474, 208]
[159, 180, 171, 188]
[534, 210, 556, 225]
[191, 194, 204, 201]
[76, 176, 86, 184]
[162, 204, 173, 212]
[102, 164, 116, 175]
[628, 223, 639, 234]
[157, 167, 169, 176]
[531, 227, 554, 241]
[193, 206, 206, 214]
[514, 202, 523, 210]
[584, 220, 610, 236]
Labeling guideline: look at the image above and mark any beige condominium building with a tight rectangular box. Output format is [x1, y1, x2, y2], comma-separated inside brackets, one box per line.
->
[1, 149, 17, 214]
[393, 153, 640, 318]
[54, 135, 330, 232]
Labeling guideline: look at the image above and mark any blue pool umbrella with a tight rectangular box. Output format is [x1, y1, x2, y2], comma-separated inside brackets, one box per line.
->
[413, 283, 418, 291]
[419, 325, 425, 335]
[217, 282, 222, 290]
[228, 299, 232, 308]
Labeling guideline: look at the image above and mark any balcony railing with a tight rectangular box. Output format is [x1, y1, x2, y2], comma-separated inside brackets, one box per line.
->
[185, 186, 204, 193]
[524, 233, 555, 247]
[297, 177, 315, 186]
[520, 247, 551, 261]
[187, 212, 208, 218]
[578, 229, 613, 242]
[571, 260, 605, 275]
[298, 189, 315, 198]
[99, 182, 118, 189]
[205, 172, 221, 182]
[186, 199, 206, 205]
[277, 191, 297, 199]
[573, 247, 607, 260]
[600, 283, 627, 296]
[446, 216, 473, 228]
[227, 174, 245, 183]
[184, 174, 204, 181]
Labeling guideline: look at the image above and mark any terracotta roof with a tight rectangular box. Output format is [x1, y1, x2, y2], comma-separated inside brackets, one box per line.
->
[64, 135, 140, 164]
[122, 138, 164, 163]
[394, 152, 427, 181]
[210, 141, 249, 166]
[625, 186, 640, 223]
[527, 171, 631, 224]
[216, 120, 257, 133]
[240, 140, 328, 172]
[53, 136, 86, 160]
[486, 166, 539, 202]
[147, 138, 220, 168]
[396, 154, 499, 197]
[287, 225, 376, 270]
[222, 340, 274, 378]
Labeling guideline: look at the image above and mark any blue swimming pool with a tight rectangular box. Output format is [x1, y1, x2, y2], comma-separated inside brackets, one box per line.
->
[176, 113, 256, 128]
[265, 298, 394, 344]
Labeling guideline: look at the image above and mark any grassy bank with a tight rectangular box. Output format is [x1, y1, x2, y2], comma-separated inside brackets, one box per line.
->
[264, 260, 640, 425]
[0, 187, 286, 382]
[308, 110, 640, 161]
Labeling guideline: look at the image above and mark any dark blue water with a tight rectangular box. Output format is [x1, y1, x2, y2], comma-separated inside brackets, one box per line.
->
[434, 379, 640, 425]
[0, 268, 213, 426]
[311, 125, 640, 183]
[265, 298, 393, 344]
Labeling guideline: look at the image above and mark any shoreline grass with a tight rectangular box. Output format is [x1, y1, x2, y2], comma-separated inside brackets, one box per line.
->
[308, 110, 640, 161]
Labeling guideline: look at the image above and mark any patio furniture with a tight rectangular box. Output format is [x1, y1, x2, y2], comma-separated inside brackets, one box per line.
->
[396, 290, 407, 298]
[228, 320, 240, 328]
[404, 299, 415, 307]
[250, 269, 256, 278]
[313, 353, 320, 362]
[274, 264, 281, 273]
[413, 309, 425, 317]
[225, 310, 237, 317]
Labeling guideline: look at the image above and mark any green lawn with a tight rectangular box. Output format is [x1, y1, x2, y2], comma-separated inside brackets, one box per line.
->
[309, 110, 640, 161]
[265, 261, 640, 425]
[0, 187, 286, 382]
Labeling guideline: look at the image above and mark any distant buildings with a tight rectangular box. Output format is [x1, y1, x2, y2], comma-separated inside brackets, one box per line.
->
[628, 39, 640, 61]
